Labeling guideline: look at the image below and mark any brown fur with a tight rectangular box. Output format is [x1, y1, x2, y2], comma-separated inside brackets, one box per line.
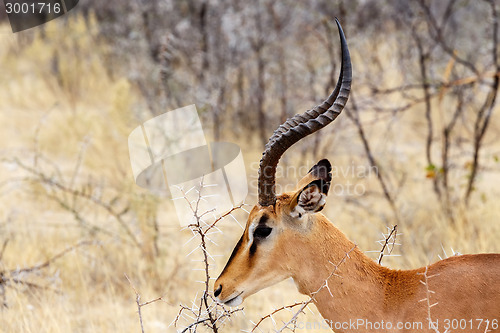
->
[215, 168, 500, 333]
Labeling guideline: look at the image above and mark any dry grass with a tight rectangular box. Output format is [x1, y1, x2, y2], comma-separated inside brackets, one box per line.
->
[0, 13, 499, 333]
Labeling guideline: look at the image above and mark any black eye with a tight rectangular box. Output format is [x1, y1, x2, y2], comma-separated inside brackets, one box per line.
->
[254, 227, 272, 239]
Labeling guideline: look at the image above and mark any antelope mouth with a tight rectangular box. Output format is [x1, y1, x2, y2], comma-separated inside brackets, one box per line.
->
[221, 292, 243, 307]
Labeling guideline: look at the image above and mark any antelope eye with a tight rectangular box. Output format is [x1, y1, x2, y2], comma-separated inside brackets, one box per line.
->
[254, 227, 272, 238]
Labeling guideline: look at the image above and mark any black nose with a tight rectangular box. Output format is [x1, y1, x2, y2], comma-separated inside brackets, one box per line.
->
[214, 285, 222, 297]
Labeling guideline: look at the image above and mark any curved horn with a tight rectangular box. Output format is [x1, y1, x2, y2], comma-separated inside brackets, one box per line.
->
[258, 18, 352, 207]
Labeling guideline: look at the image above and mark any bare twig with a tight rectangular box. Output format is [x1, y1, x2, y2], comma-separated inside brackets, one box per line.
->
[377, 225, 398, 265]
[252, 246, 357, 332]
[125, 274, 166, 333]
[1, 240, 94, 277]
[465, 0, 500, 204]
[249, 302, 306, 332]
[411, 19, 441, 200]
[417, 266, 443, 333]
[0, 239, 8, 262]
[440, 88, 465, 223]
[172, 177, 245, 332]
[346, 95, 400, 223]
[6, 157, 139, 247]
[418, 0, 479, 77]
[0, 240, 96, 304]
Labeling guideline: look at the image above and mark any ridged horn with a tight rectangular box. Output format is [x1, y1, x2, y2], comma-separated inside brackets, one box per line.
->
[258, 18, 352, 207]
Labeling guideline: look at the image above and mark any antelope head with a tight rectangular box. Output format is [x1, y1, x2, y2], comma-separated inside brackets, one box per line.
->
[214, 18, 352, 307]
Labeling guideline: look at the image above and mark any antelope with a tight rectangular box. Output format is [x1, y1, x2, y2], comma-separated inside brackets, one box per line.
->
[213, 19, 500, 333]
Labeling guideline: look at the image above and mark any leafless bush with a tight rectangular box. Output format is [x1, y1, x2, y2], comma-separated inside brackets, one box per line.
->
[10, 1, 499, 225]
[1, 150, 145, 250]
[0, 240, 96, 308]
[124, 177, 246, 332]
[125, 274, 167, 333]
[170, 178, 246, 332]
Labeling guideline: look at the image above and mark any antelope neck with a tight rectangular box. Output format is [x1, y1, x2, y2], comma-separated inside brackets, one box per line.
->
[288, 218, 393, 330]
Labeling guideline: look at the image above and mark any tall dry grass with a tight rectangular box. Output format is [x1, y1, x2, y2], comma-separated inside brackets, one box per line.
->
[0, 11, 499, 333]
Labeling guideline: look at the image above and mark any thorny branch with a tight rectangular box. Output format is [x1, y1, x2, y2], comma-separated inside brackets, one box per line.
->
[377, 225, 398, 265]
[171, 177, 245, 332]
[251, 246, 357, 332]
[249, 302, 308, 332]
[251, 224, 400, 332]
[126, 176, 246, 333]
[417, 266, 444, 333]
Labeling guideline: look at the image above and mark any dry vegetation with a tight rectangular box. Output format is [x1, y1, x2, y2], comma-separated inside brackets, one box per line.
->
[0, 1, 499, 332]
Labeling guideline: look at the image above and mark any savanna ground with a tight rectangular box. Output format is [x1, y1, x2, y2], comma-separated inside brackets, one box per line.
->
[0, 1, 499, 332]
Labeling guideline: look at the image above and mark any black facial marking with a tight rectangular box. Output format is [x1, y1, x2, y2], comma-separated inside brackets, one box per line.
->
[249, 214, 272, 258]
[249, 241, 257, 256]
[220, 234, 244, 275]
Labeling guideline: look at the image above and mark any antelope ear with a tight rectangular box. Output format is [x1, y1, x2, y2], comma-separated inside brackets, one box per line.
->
[290, 159, 332, 218]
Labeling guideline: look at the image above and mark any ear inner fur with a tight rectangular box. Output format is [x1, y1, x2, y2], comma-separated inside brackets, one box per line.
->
[298, 185, 326, 211]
